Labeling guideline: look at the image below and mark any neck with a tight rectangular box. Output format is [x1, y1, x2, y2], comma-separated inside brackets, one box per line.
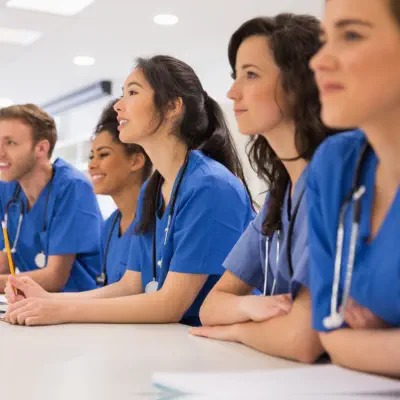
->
[19, 161, 53, 208]
[362, 110, 400, 185]
[141, 130, 188, 188]
[261, 122, 308, 191]
[111, 182, 141, 224]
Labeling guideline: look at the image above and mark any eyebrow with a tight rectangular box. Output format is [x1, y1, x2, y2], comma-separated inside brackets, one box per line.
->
[241, 64, 263, 71]
[92, 146, 114, 152]
[127, 81, 144, 89]
[335, 19, 374, 29]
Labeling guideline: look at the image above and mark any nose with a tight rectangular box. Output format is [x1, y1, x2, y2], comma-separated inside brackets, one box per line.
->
[114, 97, 124, 113]
[309, 45, 338, 74]
[227, 79, 242, 102]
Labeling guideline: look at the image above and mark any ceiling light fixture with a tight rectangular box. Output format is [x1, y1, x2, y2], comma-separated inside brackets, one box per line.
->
[153, 14, 179, 25]
[5, 0, 95, 17]
[73, 56, 95, 66]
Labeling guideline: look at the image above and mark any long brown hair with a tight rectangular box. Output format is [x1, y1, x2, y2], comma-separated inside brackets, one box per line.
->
[229, 14, 335, 236]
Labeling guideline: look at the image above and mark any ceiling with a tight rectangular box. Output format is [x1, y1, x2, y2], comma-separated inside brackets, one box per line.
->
[0, 0, 323, 106]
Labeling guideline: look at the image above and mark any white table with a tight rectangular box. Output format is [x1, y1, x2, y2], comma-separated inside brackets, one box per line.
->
[0, 322, 298, 399]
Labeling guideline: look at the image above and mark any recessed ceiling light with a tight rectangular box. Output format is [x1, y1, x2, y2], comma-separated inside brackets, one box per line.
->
[153, 14, 179, 25]
[0, 26, 42, 46]
[0, 98, 14, 108]
[5, 0, 95, 17]
[73, 56, 95, 66]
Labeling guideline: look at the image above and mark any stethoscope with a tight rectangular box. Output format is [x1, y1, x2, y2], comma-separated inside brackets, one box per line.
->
[323, 142, 370, 329]
[2, 167, 55, 269]
[96, 210, 121, 286]
[145, 151, 191, 293]
[263, 186, 305, 296]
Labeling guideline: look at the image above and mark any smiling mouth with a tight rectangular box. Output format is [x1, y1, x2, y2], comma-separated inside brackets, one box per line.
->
[0, 162, 10, 169]
[91, 174, 106, 183]
[118, 120, 128, 130]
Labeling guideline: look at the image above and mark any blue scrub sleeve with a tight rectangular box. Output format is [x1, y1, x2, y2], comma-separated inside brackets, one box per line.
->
[169, 180, 249, 276]
[307, 163, 339, 332]
[223, 210, 264, 289]
[47, 180, 102, 256]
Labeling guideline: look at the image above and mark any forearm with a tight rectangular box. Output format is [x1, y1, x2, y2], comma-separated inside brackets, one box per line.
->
[235, 311, 323, 363]
[17, 269, 68, 292]
[52, 279, 138, 300]
[320, 329, 400, 378]
[200, 291, 252, 326]
[64, 292, 181, 324]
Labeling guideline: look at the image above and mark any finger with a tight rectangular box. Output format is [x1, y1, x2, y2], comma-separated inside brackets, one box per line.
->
[344, 307, 363, 329]
[25, 317, 41, 326]
[9, 276, 31, 293]
[7, 298, 31, 313]
[17, 309, 37, 326]
[189, 327, 212, 337]
[8, 301, 36, 325]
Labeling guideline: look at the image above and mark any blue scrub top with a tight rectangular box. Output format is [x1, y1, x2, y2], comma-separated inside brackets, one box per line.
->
[127, 150, 255, 326]
[0, 158, 103, 292]
[223, 168, 309, 298]
[307, 130, 400, 331]
[100, 210, 135, 285]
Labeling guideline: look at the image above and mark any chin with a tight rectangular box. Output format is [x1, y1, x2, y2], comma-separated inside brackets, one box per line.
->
[321, 107, 359, 131]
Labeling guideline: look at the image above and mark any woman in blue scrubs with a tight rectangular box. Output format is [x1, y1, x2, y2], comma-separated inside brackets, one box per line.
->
[89, 100, 152, 286]
[4, 55, 254, 327]
[307, 0, 400, 377]
[191, 14, 335, 363]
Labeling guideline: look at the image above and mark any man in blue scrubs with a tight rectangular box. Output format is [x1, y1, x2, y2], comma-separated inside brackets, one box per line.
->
[0, 104, 103, 292]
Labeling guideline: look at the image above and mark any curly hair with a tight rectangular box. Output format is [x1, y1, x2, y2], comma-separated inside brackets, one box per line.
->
[229, 14, 334, 236]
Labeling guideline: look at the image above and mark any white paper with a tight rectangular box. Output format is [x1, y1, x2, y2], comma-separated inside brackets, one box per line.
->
[153, 365, 400, 396]
[0, 295, 7, 303]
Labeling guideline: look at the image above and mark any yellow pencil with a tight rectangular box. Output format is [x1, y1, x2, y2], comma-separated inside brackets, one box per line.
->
[2, 221, 16, 276]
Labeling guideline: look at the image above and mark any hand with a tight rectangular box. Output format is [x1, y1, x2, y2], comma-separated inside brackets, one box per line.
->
[189, 324, 240, 343]
[4, 297, 68, 326]
[5, 276, 50, 304]
[240, 293, 292, 322]
[344, 298, 389, 330]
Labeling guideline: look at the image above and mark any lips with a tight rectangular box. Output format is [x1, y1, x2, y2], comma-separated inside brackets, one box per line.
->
[0, 162, 10, 170]
[234, 109, 247, 117]
[319, 83, 344, 96]
[90, 174, 106, 183]
[117, 119, 128, 131]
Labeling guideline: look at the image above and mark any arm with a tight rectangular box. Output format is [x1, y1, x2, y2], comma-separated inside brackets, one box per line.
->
[6, 271, 209, 325]
[200, 270, 253, 325]
[193, 287, 323, 364]
[320, 329, 400, 378]
[0, 252, 9, 275]
[200, 270, 292, 326]
[0, 254, 75, 292]
[5, 269, 143, 302]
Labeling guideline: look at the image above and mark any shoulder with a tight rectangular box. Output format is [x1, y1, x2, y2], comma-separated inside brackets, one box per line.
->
[311, 130, 366, 174]
[53, 158, 94, 193]
[184, 150, 249, 200]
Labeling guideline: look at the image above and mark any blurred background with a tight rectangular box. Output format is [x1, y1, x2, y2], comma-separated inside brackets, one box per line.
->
[0, 0, 323, 216]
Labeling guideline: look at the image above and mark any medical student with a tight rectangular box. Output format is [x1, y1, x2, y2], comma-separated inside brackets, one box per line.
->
[191, 14, 335, 363]
[90, 100, 152, 285]
[4, 55, 254, 327]
[5, 100, 152, 302]
[0, 104, 102, 293]
[307, 0, 400, 378]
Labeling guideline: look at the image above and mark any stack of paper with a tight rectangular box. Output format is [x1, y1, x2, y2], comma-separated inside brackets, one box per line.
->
[153, 365, 400, 397]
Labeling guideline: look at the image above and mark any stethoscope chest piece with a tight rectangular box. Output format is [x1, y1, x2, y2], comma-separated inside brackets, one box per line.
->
[35, 252, 46, 269]
[145, 280, 158, 293]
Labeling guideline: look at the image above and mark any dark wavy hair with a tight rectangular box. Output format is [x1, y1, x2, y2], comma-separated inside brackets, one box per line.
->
[229, 14, 334, 236]
[94, 99, 152, 183]
[390, 0, 400, 25]
[134, 55, 254, 234]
